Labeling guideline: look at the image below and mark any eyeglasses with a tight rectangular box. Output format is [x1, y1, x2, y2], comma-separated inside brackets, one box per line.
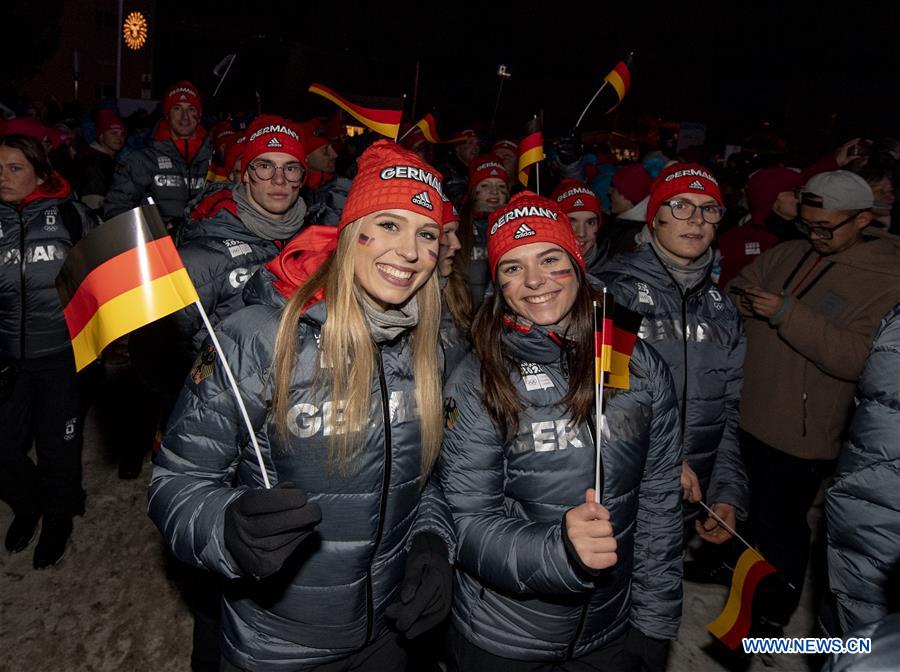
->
[795, 211, 859, 240]
[247, 160, 305, 183]
[662, 199, 726, 225]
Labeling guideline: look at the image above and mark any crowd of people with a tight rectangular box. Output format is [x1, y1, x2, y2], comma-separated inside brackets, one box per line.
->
[1, 79, 899, 672]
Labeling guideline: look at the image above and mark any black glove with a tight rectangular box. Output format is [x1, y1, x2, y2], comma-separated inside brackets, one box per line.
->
[621, 626, 671, 672]
[224, 481, 322, 579]
[385, 532, 452, 639]
[556, 129, 583, 166]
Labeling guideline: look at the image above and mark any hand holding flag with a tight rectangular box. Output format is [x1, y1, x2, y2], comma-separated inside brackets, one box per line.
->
[55, 202, 272, 488]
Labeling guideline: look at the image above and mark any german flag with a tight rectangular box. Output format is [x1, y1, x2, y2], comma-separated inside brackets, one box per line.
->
[707, 549, 777, 649]
[55, 204, 199, 371]
[603, 53, 633, 111]
[308, 82, 403, 140]
[517, 118, 545, 187]
[414, 113, 441, 143]
[594, 295, 643, 389]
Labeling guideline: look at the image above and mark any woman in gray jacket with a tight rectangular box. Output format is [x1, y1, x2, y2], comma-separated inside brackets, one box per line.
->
[438, 191, 684, 671]
[149, 142, 456, 671]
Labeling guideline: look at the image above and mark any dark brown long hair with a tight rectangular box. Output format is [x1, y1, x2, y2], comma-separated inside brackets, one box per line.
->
[0, 134, 60, 192]
[471, 260, 597, 443]
[445, 197, 477, 334]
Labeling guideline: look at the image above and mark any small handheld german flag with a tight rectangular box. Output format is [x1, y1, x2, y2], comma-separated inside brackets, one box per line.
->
[575, 51, 635, 128]
[593, 292, 642, 390]
[308, 82, 403, 140]
[517, 117, 545, 188]
[707, 548, 777, 649]
[55, 203, 199, 372]
[414, 113, 441, 143]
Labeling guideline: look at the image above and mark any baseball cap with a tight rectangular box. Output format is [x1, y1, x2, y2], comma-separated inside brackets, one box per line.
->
[801, 170, 874, 211]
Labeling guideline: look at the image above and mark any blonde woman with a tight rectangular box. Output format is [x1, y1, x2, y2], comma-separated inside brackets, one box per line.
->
[149, 141, 455, 672]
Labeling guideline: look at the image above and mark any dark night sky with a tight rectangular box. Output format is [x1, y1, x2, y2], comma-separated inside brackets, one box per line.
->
[12, 1, 898, 148]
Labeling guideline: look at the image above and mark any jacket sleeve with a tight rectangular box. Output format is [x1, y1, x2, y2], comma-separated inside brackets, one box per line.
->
[436, 364, 593, 596]
[147, 319, 272, 579]
[773, 296, 880, 382]
[629, 343, 684, 640]
[707, 322, 749, 518]
[410, 478, 458, 564]
[103, 154, 148, 219]
[168, 242, 221, 354]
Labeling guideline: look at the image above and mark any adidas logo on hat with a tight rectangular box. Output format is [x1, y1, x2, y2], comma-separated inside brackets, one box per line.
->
[573, 198, 585, 207]
[513, 223, 536, 239]
[688, 180, 705, 190]
[411, 191, 434, 211]
[490, 169, 499, 176]
[267, 137, 283, 148]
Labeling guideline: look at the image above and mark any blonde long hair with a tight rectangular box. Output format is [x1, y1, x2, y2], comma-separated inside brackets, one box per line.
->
[270, 219, 444, 476]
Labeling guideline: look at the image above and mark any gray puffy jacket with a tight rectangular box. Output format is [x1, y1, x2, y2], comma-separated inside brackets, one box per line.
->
[104, 124, 212, 228]
[148, 276, 456, 671]
[438, 317, 683, 661]
[826, 303, 900, 633]
[599, 245, 748, 517]
[0, 182, 95, 360]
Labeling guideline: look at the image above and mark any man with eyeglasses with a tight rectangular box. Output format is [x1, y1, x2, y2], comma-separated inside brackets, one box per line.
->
[728, 170, 900, 639]
[105, 80, 213, 231]
[600, 163, 748, 557]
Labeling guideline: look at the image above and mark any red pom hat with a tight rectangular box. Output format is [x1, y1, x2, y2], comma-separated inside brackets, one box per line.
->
[96, 109, 126, 136]
[468, 154, 509, 190]
[298, 119, 330, 154]
[268, 140, 446, 300]
[241, 115, 307, 173]
[551, 179, 601, 216]
[646, 162, 723, 228]
[487, 191, 585, 280]
[162, 80, 202, 116]
[611, 163, 653, 205]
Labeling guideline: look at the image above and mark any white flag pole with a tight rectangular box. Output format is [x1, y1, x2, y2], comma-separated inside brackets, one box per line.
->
[194, 300, 271, 489]
[575, 79, 611, 129]
[593, 291, 607, 504]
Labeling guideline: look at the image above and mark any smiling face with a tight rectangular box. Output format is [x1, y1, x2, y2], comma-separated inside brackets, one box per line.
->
[472, 177, 509, 213]
[438, 218, 461, 277]
[242, 151, 303, 220]
[167, 103, 199, 139]
[496, 242, 580, 327]
[652, 191, 718, 264]
[353, 209, 441, 309]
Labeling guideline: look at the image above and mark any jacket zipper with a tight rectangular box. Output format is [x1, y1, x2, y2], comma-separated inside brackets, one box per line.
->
[366, 343, 393, 643]
[679, 291, 689, 437]
[567, 417, 597, 660]
[18, 213, 26, 360]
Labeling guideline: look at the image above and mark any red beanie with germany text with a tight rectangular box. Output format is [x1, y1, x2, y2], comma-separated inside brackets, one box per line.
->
[487, 191, 585, 280]
[646, 162, 722, 228]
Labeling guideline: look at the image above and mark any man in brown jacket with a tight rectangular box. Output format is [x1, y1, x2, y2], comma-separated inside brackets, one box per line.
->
[728, 170, 900, 635]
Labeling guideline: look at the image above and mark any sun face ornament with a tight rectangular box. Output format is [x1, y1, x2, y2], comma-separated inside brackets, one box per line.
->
[123, 11, 148, 50]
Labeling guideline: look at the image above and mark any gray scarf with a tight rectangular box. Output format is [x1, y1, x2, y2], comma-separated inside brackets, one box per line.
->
[360, 294, 420, 343]
[233, 182, 307, 241]
[649, 233, 712, 292]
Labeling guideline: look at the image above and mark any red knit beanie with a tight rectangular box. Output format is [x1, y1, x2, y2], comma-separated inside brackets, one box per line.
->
[551, 179, 601, 216]
[268, 140, 446, 301]
[468, 154, 509, 190]
[492, 139, 518, 155]
[442, 199, 460, 227]
[745, 166, 803, 226]
[96, 109, 125, 136]
[339, 139, 446, 230]
[487, 191, 585, 279]
[162, 80, 202, 116]
[646, 162, 722, 228]
[222, 134, 246, 175]
[611, 163, 653, 205]
[298, 119, 330, 154]
[241, 115, 307, 175]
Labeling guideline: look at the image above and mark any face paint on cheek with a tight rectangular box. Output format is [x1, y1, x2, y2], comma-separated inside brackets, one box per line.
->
[549, 269, 574, 280]
[499, 281, 511, 290]
[358, 234, 372, 246]
[427, 249, 438, 262]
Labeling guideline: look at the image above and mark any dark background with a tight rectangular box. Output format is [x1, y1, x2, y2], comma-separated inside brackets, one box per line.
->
[4, 1, 898, 147]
